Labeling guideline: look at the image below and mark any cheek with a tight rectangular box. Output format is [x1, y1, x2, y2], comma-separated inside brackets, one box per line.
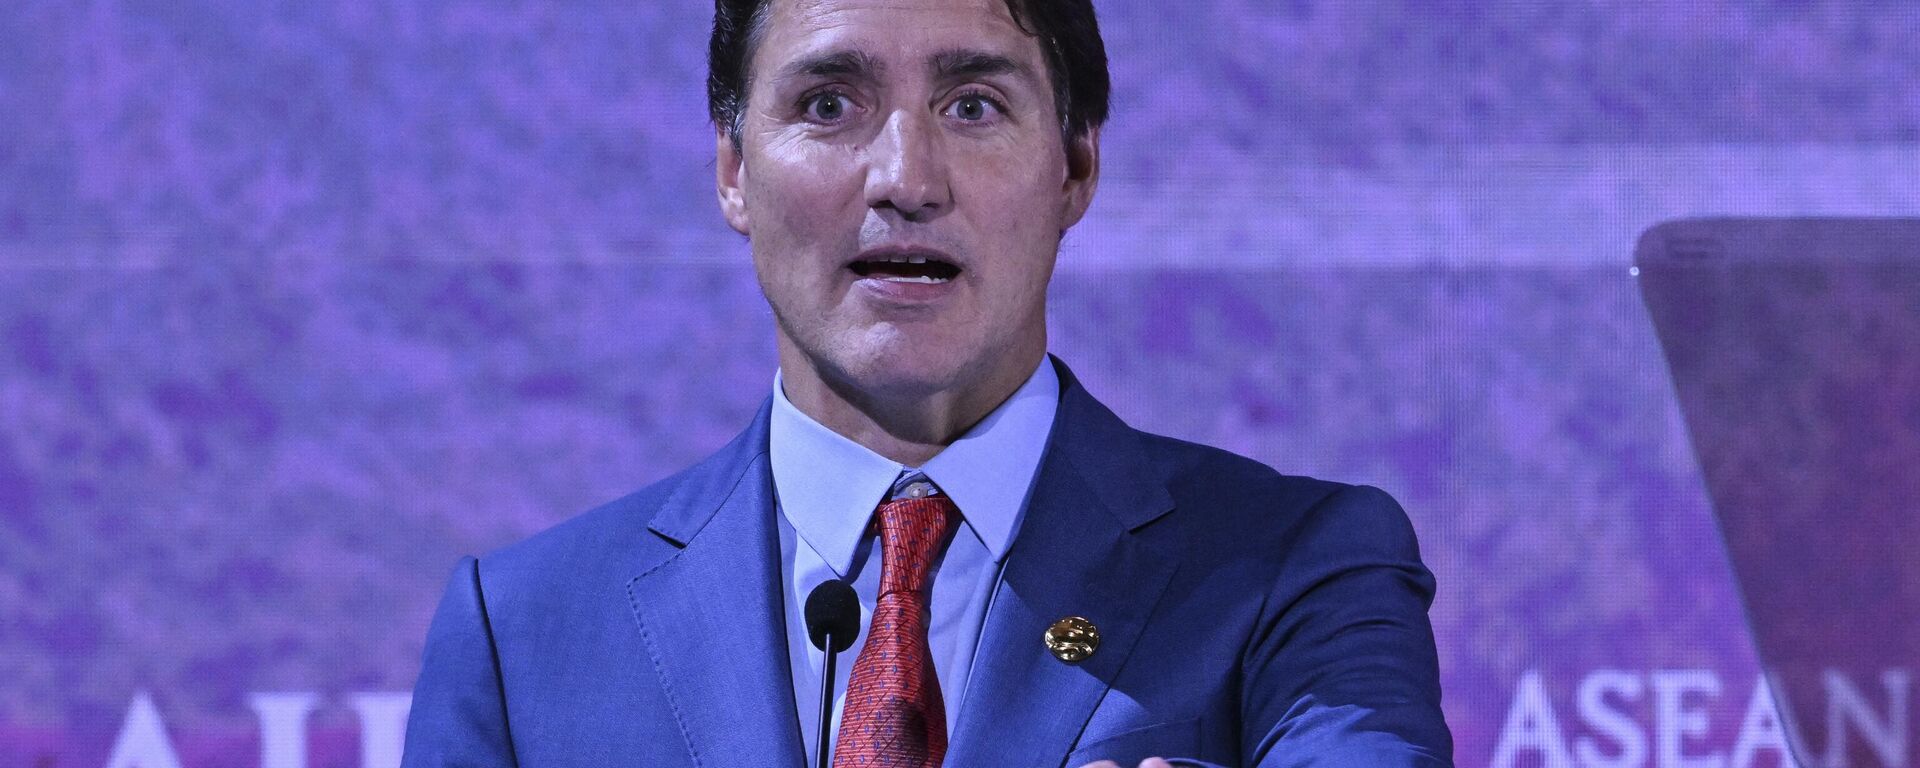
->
[748, 139, 863, 242]
[964, 140, 1068, 226]
[744, 143, 867, 315]
[961, 147, 1068, 277]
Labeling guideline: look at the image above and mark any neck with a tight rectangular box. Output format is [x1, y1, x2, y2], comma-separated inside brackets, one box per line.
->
[776, 337, 1045, 467]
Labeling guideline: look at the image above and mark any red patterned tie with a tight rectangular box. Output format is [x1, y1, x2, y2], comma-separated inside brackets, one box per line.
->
[832, 492, 958, 767]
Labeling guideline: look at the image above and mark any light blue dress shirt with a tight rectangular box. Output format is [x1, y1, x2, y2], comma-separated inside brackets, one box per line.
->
[771, 357, 1060, 761]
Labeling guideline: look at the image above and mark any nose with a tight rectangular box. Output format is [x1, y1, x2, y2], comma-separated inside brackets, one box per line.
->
[864, 109, 951, 222]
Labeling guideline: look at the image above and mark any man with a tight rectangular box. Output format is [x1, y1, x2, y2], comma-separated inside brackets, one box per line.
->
[401, 0, 1452, 765]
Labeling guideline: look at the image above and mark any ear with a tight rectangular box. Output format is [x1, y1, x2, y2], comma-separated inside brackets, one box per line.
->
[716, 130, 751, 235]
[1059, 124, 1101, 231]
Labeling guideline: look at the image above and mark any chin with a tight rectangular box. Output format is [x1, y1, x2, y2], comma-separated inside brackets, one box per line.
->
[828, 342, 976, 398]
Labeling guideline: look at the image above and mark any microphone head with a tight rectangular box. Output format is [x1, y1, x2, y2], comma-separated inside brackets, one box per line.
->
[804, 579, 860, 653]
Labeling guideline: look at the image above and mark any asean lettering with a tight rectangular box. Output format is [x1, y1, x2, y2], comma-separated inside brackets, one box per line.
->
[1492, 669, 1912, 768]
[103, 691, 411, 768]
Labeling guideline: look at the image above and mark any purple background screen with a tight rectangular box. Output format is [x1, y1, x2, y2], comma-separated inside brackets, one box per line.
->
[3, 3, 1918, 767]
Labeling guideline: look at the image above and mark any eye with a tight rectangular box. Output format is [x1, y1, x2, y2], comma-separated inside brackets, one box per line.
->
[803, 91, 855, 122]
[946, 91, 1004, 122]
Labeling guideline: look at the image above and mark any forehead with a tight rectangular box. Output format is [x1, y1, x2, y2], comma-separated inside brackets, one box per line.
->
[754, 0, 1042, 73]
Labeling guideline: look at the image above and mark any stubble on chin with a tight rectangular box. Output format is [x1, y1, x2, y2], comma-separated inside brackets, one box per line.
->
[811, 323, 974, 399]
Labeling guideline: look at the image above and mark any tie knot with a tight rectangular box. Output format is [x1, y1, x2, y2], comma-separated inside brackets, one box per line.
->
[872, 494, 956, 596]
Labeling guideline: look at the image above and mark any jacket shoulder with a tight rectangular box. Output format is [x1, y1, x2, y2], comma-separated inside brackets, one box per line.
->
[471, 462, 699, 594]
[1137, 431, 1349, 511]
[1132, 431, 1420, 558]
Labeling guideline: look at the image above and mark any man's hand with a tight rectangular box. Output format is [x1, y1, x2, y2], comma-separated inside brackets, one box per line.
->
[1077, 759, 1176, 768]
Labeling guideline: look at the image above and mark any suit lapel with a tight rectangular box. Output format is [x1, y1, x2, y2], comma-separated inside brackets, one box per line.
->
[626, 397, 807, 766]
[946, 360, 1182, 767]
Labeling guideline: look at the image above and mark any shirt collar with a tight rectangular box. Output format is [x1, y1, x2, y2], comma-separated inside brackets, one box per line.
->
[769, 357, 1060, 577]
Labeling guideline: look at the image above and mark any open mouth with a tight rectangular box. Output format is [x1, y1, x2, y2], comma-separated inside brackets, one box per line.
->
[848, 253, 963, 284]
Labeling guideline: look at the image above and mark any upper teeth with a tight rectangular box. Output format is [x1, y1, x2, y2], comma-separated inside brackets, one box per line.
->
[883, 256, 929, 264]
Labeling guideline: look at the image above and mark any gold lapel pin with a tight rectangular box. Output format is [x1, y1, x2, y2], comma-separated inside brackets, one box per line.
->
[1044, 616, 1100, 663]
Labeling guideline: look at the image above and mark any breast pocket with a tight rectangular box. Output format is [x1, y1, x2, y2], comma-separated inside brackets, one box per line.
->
[1062, 717, 1203, 767]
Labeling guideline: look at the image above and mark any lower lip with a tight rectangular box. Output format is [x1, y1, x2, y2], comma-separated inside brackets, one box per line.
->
[852, 274, 960, 304]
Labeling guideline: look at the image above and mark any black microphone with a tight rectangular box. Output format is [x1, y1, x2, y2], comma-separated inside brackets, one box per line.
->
[804, 579, 860, 768]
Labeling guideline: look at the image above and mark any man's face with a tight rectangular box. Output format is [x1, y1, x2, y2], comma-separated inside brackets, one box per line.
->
[718, 0, 1099, 401]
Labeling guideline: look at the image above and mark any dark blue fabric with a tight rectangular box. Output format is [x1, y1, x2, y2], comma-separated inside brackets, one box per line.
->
[401, 355, 1452, 767]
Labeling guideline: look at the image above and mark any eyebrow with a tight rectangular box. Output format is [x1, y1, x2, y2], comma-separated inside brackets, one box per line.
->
[776, 50, 887, 82]
[772, 47, 1037, 87]
[929, 48, 1033, 83]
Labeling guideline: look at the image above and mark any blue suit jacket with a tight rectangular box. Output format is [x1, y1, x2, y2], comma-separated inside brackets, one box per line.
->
[402, 357, 1452, 767]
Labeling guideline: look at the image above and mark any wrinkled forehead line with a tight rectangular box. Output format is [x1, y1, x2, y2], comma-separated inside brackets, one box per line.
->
[749, 0, 1045, 87]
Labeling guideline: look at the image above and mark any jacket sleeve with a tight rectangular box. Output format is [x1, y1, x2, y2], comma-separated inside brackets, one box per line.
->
[401, 556, 519, 768]
[1239, 484, 1454, 767]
